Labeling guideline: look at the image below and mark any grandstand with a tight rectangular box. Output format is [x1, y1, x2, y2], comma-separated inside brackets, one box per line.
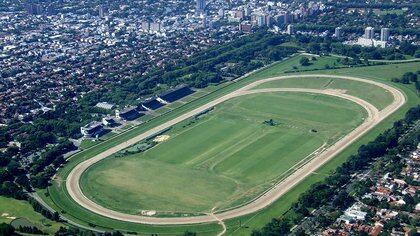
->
[136, 104, 148, 112]
[80, 121, 105, 138]
[157, 86, 194, 104]
[141, 99, 165, 111]
[116, 106, 143, 121]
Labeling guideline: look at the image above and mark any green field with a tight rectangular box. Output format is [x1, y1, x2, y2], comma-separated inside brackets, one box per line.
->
[0, 196, 64, 234]
[285, 55, 347, 72]
[254, 76, 394, 110]
[38, 55, 419, 235]
[81, 92, 366, 214]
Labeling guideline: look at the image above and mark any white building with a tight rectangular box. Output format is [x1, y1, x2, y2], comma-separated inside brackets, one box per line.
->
[218, 8, 224, 18]
[256, 14, 266, 27]
[287, 24, 294, 35]
[95, 102, 115, 110]
[150, 22, 162, 33]
[338, 203, 367, 224]
[355, 26, 387, 48]
[334, 27, 342, 38]
[365, 26, 374, 39]
[381, 28, 390, 41]
[196, 0, 206, 12]
[356, 37, 387, 48]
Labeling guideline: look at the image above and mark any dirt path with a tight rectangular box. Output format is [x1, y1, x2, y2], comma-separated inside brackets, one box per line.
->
[65, 74, 405, 225]
[210, 207, 226, 236]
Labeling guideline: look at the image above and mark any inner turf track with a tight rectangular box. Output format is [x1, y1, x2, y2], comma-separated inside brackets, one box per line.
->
[81, 92, 365, 214]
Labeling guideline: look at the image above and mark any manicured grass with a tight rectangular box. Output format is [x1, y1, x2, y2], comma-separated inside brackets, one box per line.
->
[0, 196, 64, 234]
[285, 56, 346, 72]
[81, 92, 366, 215]
[165, 101, 184, 109]
[138, 114, 155, 122]
[40, 55, 419, 234]
[154, 106, 173, 115]
[80, 139, 98, 150]
[254, 76, 394, 110]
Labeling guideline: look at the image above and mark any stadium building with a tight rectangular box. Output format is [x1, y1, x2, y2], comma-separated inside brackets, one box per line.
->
[156, 86, 194, 104]
[80, 121, 105, 138]
[116, 106, 142, 121]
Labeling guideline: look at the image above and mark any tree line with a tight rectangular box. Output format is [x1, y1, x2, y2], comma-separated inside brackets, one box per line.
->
[392, 71, 420, 93]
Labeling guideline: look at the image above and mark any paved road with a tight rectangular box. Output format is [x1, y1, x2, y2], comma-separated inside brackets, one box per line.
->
[28, 192, 105, 233]
[65, 74, 405, 225]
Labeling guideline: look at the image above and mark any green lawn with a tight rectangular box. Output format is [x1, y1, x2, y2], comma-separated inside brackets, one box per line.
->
[285, 56, 346, 72]
[81, 92, 366, 215]
[39, 55, 419, 235]
[80, 139, 98, 150]
[254, 76, 394, 110]
[0, 196, 64, 234]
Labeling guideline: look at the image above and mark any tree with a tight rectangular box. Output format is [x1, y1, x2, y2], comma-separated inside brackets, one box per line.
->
[0, 223, 15, 236]
[294, 229, 309, 236]
[332, 191, 354, 209]
[400, 41, 416, 56]
[112, 231, 124, 236]
[53, 212, 60, 221]
[184, 231, 197, 236]
[299, 57, 310, 66]
[253, 218, 291, 235]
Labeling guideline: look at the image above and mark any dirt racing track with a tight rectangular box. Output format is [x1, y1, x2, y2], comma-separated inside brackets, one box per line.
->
[66, 74, 406, 225]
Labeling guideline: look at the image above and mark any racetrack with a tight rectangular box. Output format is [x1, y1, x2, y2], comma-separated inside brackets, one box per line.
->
[66, 74, 405, 225]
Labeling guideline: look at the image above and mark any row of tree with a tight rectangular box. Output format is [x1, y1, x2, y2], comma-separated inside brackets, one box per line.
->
[392, 71, 420, 93]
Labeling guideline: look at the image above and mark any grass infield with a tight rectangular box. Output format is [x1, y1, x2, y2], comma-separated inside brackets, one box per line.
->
[81, 92, 366, 215]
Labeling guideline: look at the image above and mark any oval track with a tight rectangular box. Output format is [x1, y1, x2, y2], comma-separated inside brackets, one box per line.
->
[66, 74, 405, 225]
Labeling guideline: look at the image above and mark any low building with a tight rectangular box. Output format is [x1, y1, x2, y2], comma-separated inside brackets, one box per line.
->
[356, 37, 387, 48]
[415, 203, 420, 212]
[239, 21, 252, 33]
[81, 121, 104, 138]
[95, 102, 115, 110]
[338, 203, 367, 224]
[370, 222, 383, 236]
